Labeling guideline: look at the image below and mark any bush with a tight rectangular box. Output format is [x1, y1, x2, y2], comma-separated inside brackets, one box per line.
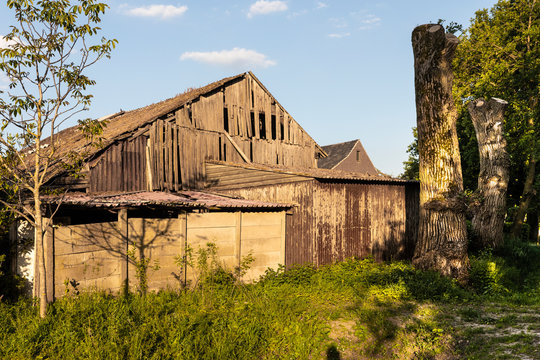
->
[258, 263, 317, 286]
[469, 251, 507, 295]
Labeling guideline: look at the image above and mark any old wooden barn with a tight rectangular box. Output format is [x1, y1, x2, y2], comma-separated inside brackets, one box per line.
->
[12, 72, 419, 298]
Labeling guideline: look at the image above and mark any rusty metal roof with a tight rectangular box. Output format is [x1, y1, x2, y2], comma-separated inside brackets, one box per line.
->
[42, 191, 293, 210]
[206, 160, 415, 184]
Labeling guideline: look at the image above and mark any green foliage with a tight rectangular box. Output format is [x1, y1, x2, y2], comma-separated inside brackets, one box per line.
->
[469, 251, 507, 295]
[1, 251, 539, 358]
[0, 0, 117, 223]
[468, 238, 540, 300]
[127, 247, 160, 296]
[400, 127, 419, 180]
[453, 0, 539, 218]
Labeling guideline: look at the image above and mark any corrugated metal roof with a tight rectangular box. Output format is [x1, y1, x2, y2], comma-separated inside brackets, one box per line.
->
[42, 191, 293, 209]
[206, 160, 415, 184]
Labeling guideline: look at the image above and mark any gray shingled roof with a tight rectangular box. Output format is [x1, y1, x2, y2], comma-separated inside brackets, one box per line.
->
[318, 140, 359, 169]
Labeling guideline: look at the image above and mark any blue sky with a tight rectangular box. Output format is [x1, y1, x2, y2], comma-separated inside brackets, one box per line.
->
[0, 0, 497, 176]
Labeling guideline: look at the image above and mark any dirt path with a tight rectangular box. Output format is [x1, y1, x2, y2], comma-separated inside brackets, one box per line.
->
[443, 304, 540, 359]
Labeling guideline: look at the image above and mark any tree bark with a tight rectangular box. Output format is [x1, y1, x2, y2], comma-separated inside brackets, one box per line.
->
[468, 98, 509, 248]
[411, 24, 469, 281]
[35, 194, 48, 319]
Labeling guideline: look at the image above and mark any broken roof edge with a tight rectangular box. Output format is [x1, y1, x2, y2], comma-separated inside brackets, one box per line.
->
[247, 71, 327, 157]
[206, 160, 417, 184]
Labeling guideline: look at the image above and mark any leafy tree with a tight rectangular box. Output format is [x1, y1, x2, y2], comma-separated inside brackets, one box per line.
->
[0, 0, 116, 317]
[453, 0, 539, 239]
[400, 127, 419, 180]
[404, 1, 539, 240]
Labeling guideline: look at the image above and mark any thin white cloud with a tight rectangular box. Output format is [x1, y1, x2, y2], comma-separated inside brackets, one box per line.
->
[0, 35, 18, 49]
[247, 1, 287, 18]
[329, 17, 348, 29]
[180, 48, 276, 69]
[123, 4, 188, 19]
[316, 2, 328, 9]
[328, 32, 350, 39]
[362, 14, 381, 25]
[0, 73, 9, 90]
[1, 36, 16, 89]
[287, 9, 308, 19]
[353, 12, 381, 30]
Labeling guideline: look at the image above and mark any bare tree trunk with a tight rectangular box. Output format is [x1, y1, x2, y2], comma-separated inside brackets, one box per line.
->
[411, 24, 469, 281]
[35, 194, 48, 318]
[511, 151, 536, 238]
[468, 98, 509, 248]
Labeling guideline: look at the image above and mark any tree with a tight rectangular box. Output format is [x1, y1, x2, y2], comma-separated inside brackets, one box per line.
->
[411, 24, 469, 281]
[0, 0, 116, 317]
[400, 127, 419, 180]
[468, 98, 510, 248]
[453, 0, 539, 239]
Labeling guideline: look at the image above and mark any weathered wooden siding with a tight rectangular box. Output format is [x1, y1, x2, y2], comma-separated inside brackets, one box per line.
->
[206, 162, 311, 190]
[89, 136, 147, 192]
[223, 180, 419, 266]
[48, 210, 285, 296]
[81, 74, 321, 193]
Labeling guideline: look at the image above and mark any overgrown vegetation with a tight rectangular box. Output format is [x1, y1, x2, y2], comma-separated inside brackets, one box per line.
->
[0, 239, 538, 359]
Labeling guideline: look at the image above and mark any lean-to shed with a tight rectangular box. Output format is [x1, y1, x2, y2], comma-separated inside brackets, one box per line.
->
[12, 191, 291, 300]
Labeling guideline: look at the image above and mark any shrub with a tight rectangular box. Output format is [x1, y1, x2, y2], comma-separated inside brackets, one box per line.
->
[469, 251, 507, 295]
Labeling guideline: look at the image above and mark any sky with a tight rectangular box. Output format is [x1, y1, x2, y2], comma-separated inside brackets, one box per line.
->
[0, 0, 498, 176]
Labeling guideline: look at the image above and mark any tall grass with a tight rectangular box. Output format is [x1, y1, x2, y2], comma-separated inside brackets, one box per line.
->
[0, 238, 538, 359]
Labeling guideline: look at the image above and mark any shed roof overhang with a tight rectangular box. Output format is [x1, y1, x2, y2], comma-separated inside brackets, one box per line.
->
[41, 190, 293, 211]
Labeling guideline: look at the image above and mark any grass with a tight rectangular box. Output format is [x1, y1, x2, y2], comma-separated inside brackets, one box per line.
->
[0, 241, 538, 359]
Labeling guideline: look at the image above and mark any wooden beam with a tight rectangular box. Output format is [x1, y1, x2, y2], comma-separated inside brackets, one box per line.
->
[118, 209, 129, 293]
[223, 131, 251, 163]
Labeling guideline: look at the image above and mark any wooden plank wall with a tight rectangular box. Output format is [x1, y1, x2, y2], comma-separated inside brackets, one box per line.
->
[86, 75, 321, 193]
[205, 163, 311, 190]
[50, 210, 285, 296]
[89, 136, 147, 192]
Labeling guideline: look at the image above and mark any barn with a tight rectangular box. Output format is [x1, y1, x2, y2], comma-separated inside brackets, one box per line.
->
[11, 72, 419, 299]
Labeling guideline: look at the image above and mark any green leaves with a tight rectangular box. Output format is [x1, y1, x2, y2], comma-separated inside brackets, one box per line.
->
[452, 0, 539, 211]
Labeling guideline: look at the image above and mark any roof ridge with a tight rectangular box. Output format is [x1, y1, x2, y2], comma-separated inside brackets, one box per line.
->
[331, 139, 359, 170]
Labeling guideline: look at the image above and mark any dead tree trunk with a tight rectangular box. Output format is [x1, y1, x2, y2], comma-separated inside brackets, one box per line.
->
[468, 98, 509, 248]
[411, 24, 469, 280]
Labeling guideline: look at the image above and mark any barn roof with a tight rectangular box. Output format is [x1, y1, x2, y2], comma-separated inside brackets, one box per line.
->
[42, 73, 244, 178]
[43, 72, 324, 181]
[317, 139, 376, 173]
[42, 190, 293, 210]
[206, 160, 413, 184]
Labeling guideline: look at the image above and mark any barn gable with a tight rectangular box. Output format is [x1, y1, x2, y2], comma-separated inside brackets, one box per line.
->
[49, 72, 326, 192]
[318, 139, 378, 175]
